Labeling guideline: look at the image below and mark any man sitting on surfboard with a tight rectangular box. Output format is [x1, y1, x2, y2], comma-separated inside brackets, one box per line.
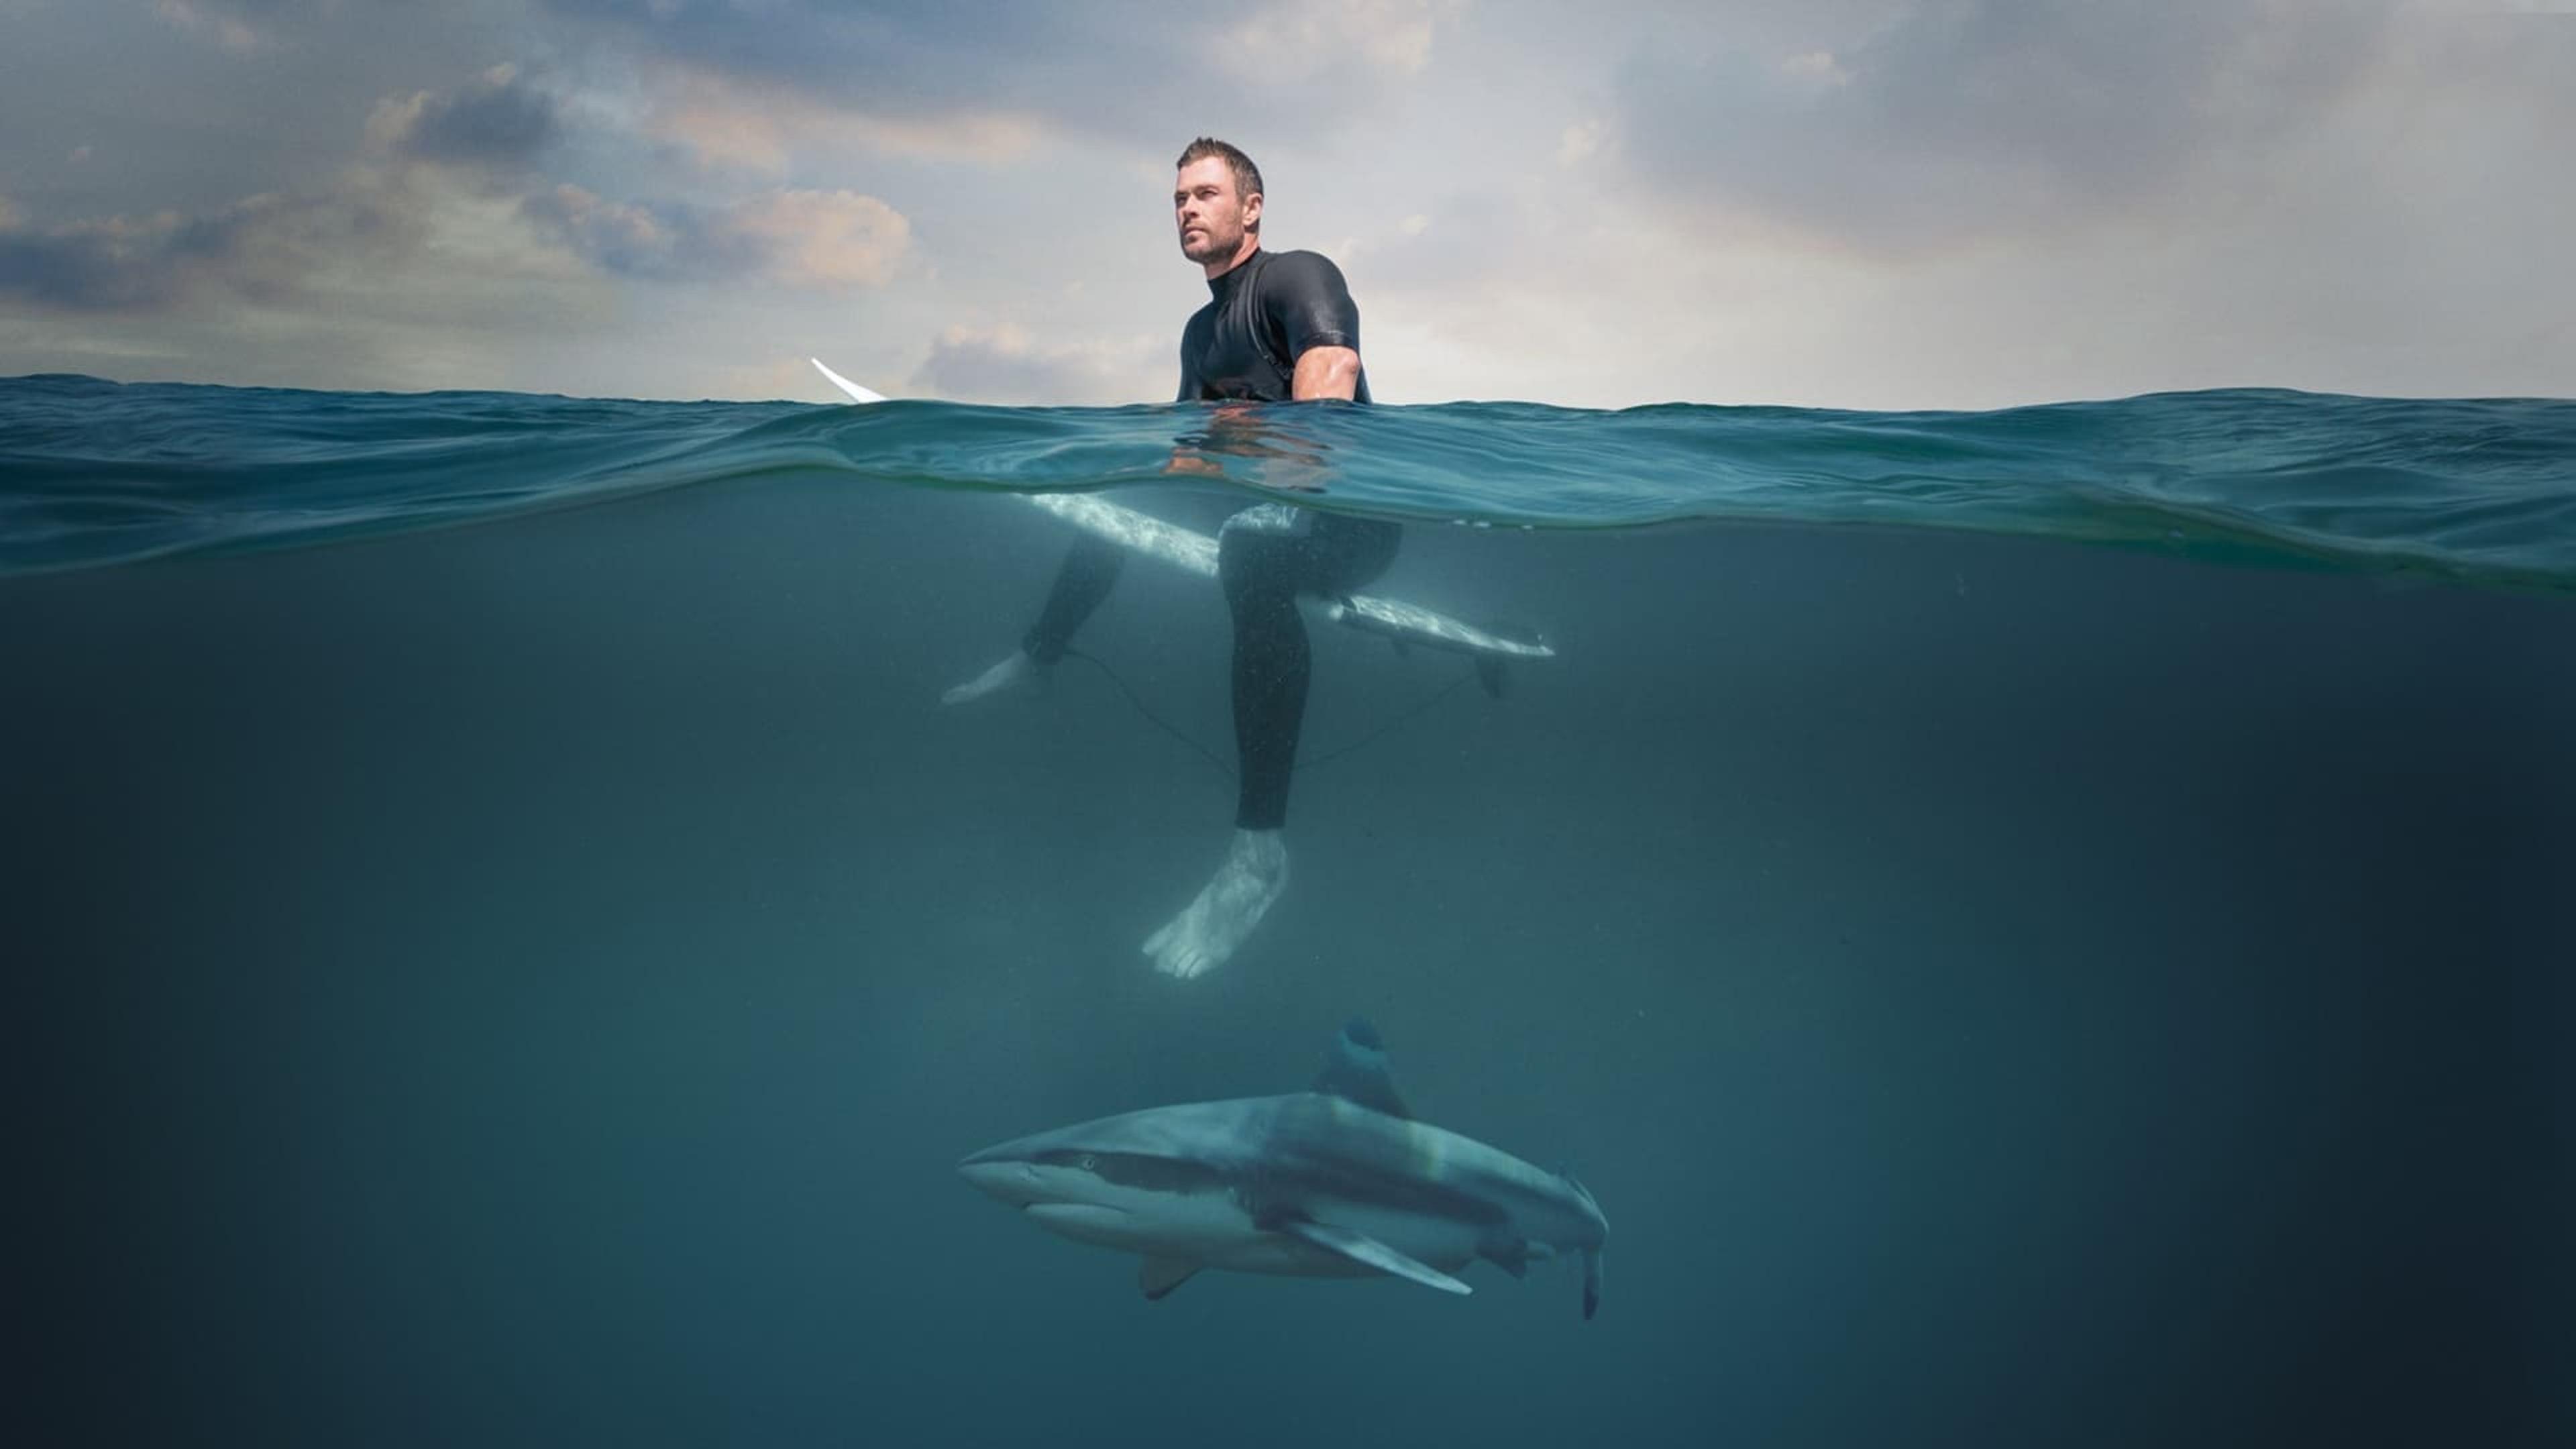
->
[944, 136, 1398, 981]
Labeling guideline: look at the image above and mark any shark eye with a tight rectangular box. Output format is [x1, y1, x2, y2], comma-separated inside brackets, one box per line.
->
[1079, 1155, 1097, 1171]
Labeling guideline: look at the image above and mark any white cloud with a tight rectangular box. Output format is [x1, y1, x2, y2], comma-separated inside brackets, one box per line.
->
[645, 68, 1043, 175]
[523, 184, 910, 290]
[726, 190, 911, 290]
[651, 83, 801, 176]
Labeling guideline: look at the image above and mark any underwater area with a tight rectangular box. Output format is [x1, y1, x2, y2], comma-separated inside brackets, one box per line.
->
[5, 376, 2570, 1445]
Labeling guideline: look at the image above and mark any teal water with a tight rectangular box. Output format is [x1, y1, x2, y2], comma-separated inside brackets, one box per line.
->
[3, 372, 2569, 1445]
[5, 373, 2574, 588]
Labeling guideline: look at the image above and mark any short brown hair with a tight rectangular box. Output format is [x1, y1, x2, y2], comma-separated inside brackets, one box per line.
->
[1177, 137, 1265, 215]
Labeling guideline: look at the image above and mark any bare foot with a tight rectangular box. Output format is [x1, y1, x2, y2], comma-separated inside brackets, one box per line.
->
[941, 649, 1041, 706]
[1143, 829, 1290, 979]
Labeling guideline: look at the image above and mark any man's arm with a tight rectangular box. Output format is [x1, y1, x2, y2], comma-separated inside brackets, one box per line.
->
[1291, 345, 1360, 401]
[1264, 251, 1364, 402]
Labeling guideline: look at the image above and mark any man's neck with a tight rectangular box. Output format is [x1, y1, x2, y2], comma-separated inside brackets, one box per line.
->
[1202, 237, 1260, 281]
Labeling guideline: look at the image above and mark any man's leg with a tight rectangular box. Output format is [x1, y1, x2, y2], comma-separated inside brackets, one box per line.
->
[943, 534, 1126, 704]
[1145, 505, 1399, 979]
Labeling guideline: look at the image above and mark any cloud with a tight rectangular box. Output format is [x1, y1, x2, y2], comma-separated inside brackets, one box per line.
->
[521, 185, 910, 289]
[724, 189, 911, 288]
[645, 68, 1043, 174]
[911, 324, 1162, 405]
[0, 62, 576, 315]
[1, 59, 906, 324]
[152, 0, 335, 54]
[1612, 0, 2394, 253]
[0, 181, 413, 312]
[649, 78, 811, 175]
[1220, 0, 1465, 79]
[1, 45, 912, 323]
[366, 62, 562, 170]
[534, 0, 1466, 148]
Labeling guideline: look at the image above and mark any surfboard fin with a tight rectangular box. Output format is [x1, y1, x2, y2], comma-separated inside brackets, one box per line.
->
[1472, 621, 1546, 696]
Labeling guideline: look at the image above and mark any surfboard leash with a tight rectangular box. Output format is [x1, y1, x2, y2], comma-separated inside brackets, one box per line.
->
[1064, 647, 1236, 781]
[1063, 647, 1483, 785]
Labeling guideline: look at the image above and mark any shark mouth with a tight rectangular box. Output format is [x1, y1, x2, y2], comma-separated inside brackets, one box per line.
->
[1025, 1203, 1133, 1226]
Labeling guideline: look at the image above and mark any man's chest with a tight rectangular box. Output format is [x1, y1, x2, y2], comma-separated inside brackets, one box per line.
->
[1185, 299, 1291, 401]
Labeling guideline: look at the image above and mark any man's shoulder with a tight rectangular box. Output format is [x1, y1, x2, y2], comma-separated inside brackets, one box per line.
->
[1252, 248, 1354, 307]
[1260, 248, 1349, 281]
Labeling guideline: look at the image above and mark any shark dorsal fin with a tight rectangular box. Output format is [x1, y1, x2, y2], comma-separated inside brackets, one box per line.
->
[1311, 1017, 1413, 1119]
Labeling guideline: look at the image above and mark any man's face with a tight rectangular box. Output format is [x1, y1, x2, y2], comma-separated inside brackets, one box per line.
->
[1175, 156, 1258, 265]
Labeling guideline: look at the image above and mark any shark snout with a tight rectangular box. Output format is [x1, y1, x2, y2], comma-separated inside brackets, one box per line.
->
[957, 1145, 1044, 1206]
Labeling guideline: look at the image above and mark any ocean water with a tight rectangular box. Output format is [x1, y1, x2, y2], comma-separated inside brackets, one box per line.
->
[3, 374, 2569, 1445]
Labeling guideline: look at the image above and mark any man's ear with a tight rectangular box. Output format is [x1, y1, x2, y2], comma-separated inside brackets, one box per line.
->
[1243, 191, 1264, 231]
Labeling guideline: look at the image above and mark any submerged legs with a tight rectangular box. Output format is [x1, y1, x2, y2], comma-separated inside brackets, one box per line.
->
[939, 533, 1125, 704]
[951, 502, 1397, 979]
[1141, 506, 1398, 978]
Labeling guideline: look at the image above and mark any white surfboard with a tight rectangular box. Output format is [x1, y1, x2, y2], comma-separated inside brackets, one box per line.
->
[811, 358, 1554, 662]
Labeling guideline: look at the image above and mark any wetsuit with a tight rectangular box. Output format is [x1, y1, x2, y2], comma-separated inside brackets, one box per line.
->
[1021, 248, 1399, 830]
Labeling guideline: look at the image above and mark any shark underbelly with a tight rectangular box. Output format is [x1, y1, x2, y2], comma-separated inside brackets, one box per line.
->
[1023, 1189, 1254, 1256]
[1026, 1191, 1488, 1281]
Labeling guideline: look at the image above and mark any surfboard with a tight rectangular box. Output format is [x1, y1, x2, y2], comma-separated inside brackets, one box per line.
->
[811, 358, 1554, 662]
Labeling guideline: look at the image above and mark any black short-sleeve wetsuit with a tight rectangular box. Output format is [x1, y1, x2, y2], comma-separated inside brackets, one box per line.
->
[1175, 248, 1374, 404]
[1021, 247, 1401, 831]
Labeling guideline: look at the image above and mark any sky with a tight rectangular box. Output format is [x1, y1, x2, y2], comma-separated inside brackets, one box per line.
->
[2, 0, 2572, 409]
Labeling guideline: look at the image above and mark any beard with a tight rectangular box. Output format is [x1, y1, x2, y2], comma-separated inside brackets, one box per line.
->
[1181, 223, 1242, 264]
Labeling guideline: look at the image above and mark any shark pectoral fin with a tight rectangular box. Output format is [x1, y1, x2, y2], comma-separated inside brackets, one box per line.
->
[1581, 1246, 1603, 1321]
[1278, 1218, 1470, 1296]
[1138, 1256, 1201, 1302]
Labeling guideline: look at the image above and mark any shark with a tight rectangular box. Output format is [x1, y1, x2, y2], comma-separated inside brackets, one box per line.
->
[957, 1019, 1609, 1317]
